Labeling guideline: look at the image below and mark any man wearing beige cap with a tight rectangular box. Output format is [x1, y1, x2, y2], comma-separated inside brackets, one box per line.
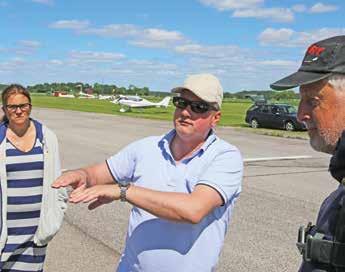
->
[53, 73, 243, 272]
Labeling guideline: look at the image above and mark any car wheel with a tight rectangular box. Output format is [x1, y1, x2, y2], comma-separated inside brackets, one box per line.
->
[251, 118, 259, 129]
[285, 121, 295, 131]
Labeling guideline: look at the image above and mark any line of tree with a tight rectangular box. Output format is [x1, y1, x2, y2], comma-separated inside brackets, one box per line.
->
[0, 83, 299, 100]
[224, 89, 299, 100]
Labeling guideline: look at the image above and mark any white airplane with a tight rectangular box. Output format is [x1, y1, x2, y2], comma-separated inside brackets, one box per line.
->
[113, 95, 171, 112]
[78, 91, 96, 99]
[98, 95, 114, 100]
[110, 95, 142, 104]
[57, 93, 75, 98]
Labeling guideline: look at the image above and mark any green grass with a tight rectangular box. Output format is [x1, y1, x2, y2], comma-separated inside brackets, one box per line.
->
[30, 95, 308, 139]
[31, 95, 252, 125]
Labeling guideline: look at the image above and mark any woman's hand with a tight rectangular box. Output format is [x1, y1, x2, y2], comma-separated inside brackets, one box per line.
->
[69, 184, 120, 210]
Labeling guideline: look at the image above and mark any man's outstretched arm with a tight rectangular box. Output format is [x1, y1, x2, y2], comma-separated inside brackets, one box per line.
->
[126, 184, 224, 224]
[52, 162, 115, 189]
[69, 183, 223, 224]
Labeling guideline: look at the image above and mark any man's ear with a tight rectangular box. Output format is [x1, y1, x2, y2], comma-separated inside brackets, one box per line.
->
[211, 111, 221, 127]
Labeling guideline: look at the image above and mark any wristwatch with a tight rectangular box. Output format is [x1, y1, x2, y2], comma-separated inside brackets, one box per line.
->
[118, 183, 131, 202]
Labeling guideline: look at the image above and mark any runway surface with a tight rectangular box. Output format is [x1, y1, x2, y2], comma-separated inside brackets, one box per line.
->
[29, 108, 334, 272]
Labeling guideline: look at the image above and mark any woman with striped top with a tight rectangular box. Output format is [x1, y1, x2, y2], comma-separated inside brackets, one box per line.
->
[0, 84, 67, 271]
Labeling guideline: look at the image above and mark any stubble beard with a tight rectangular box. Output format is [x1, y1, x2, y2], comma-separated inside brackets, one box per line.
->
[309, 127, 340, 154]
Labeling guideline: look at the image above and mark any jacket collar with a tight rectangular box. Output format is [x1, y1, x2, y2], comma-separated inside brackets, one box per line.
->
[0, 118, 43, 145]
[329, 130, 345, 184]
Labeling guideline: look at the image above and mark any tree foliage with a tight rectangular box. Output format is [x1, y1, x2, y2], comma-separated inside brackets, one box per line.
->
[0, 82, 299, 101]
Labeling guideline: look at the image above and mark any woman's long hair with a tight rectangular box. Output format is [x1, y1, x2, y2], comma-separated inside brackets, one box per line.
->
[1, 84, 31, 123]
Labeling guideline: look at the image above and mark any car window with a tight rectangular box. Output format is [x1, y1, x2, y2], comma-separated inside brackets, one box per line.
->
[262, 105, 269, 113]
[286, 106, 297, 114]
[278, 107, 287, 114]
[271, 106, 279, 114]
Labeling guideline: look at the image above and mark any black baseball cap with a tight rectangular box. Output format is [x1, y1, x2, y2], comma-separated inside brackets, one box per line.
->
[271, 35, 345, 90]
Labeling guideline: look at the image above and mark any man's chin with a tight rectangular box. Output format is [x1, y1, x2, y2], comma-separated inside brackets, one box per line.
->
[310, 137, 335, 154]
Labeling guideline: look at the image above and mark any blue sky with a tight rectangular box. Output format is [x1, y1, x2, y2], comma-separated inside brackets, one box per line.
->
[0, 0, 344, 92]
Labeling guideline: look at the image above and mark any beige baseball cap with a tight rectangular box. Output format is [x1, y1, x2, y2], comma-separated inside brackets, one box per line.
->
[171, 73, 223, 109]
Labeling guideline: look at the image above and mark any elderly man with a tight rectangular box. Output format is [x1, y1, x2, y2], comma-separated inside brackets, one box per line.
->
[53, 73, 243, 272]
[271, 35, 345, 272]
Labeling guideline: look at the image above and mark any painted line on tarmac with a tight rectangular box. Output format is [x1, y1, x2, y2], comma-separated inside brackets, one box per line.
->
[244, 155, 313, 163]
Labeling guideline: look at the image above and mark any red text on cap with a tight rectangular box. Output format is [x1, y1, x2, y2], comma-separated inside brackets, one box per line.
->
[307, 45, 325, 56]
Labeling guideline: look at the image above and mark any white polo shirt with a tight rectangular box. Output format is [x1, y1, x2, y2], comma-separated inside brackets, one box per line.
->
[107, 130, 243, 272]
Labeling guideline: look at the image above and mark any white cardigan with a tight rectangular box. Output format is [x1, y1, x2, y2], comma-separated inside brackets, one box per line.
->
[0, 121, 68, 252]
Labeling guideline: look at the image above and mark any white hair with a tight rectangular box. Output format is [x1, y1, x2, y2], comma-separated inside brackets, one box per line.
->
[328, 74, 345, 92]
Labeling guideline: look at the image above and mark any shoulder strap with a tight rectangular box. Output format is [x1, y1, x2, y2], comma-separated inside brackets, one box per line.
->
[31, 119, 44, 143]
[0, 121, 7, 144]
[333, 187, 345, 270]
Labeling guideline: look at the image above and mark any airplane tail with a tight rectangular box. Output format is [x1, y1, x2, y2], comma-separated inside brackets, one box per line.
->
[157, 97, 171, 108]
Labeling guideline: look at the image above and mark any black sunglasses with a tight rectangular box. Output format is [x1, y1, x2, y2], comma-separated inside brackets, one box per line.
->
[173, 96, 217, 114]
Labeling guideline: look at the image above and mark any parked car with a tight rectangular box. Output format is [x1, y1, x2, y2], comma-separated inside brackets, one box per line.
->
[245, 103, 306, 131]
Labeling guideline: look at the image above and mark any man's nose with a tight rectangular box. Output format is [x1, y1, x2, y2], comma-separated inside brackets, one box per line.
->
[297, 101, 310, 123]
[180, 105, 192, 117]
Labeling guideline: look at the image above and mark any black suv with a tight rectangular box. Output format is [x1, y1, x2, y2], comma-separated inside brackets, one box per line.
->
[245, 103, 306, 131]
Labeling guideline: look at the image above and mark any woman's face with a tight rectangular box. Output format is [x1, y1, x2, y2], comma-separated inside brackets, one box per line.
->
[3, 93, 32, 126]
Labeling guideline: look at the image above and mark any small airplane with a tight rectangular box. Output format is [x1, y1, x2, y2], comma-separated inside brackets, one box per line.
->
[57, 93, 75, 98]
[98, 95, 114, 100]
[78, 91, 96, 99]
[110, 95, 143, 104]
[113, 95, 171, 112]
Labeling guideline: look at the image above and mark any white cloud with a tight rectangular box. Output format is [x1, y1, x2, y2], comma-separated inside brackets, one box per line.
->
[142, 28, 183, 42]
[0, 41, 41, 56]
[291, 4, 306, 12]
[259, 28, 295, 46]
[18, 40, 41, 49]
[49, 20, 90, 30]
[0, 50, 302, 92]
[259, 60, 298, 67]
[199, 0, 296, 23]
[233, 7, 294, 22]
[32, 0, 53, 5]
[49, 59, 63, 65]
[310, 2, 338, 13]
[69, 50, 125, 63]
[128, 28, 185, 48]
[259, 27, 345, 47]
[82, 24, 139, 38]
[198, 0, 264, 10]
[53, 22, 187, 49]
[174, 43, 243, 59]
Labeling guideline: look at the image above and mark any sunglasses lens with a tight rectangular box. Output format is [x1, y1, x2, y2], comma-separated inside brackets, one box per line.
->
[173, 97, 188, 109]
[191, 102, 209, 113]
[173, 97, 212, 113]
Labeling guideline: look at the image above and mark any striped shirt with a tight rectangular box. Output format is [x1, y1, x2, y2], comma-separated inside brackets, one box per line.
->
[1, 137, 46, 272]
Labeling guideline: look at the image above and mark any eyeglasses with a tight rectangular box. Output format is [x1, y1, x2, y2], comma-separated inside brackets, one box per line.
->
[5, 103, 32, 112]
[172, 96, 217, 114]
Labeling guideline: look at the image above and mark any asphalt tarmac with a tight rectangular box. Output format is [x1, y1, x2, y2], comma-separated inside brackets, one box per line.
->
[29, 108, 334, 272]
